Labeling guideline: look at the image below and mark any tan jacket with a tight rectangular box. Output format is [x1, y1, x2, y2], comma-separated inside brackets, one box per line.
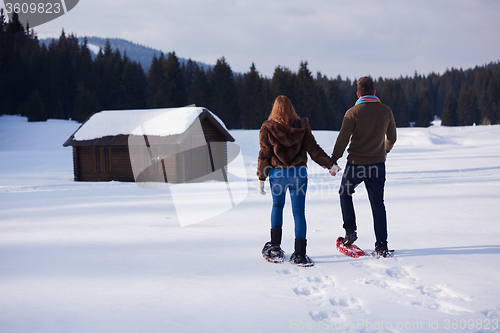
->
[257, 118, 333, 180]
[332, 102, 397, 165]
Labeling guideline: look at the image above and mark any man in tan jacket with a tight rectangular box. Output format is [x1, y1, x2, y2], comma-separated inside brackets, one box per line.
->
[331, 76, 397, 257]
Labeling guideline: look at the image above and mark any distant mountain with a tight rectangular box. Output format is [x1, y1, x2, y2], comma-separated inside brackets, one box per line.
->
[39, 36, 212, 73]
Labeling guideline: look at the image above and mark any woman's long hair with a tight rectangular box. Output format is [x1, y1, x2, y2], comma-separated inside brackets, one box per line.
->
[268, 95, 300, 125]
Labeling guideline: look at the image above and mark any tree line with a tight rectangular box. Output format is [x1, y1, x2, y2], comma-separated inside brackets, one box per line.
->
[1, 11, 499, 129]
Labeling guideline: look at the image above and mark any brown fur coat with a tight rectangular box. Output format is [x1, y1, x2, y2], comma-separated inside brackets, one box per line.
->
[257, 118, 333, 180]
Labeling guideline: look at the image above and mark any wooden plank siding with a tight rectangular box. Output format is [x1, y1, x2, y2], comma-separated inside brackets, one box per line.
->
[200, 117, 228, 142]
[110, 147, 135, 182]
[74, 146, 135, 182]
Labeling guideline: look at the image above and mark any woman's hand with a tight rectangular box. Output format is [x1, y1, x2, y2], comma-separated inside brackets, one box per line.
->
[329, 165, 342, 177]
[258, 180, 266, 195]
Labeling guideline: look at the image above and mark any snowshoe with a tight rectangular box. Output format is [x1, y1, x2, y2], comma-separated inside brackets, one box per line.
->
[289, 253, 314, 267]
[262, 242, 285, 263]
[336, 237, 370, 258]
[372, 248, 395, 258]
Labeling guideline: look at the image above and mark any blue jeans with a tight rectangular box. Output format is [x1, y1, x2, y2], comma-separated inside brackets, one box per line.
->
[269, 166, 308, 240]
[339, 162, 387, 248]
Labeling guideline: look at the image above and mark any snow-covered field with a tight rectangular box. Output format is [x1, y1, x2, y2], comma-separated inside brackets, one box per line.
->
[1, 115, 499, 333]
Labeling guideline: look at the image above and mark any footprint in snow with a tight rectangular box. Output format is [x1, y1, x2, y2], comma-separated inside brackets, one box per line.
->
[353, 259, 473, 314]
[276, 267, 301, 277]
[293, 285, 321, 297]
[278, 271, 364, 322]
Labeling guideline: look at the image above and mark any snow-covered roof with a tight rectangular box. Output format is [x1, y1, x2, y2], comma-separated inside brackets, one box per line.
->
[72, 107, 227, 141]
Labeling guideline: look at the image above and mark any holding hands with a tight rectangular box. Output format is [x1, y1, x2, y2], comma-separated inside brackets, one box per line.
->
[329, 164, 342, 177]
[258, 164, 341, 196]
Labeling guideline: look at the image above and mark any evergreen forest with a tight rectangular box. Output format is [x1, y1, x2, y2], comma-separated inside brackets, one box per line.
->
[1, 11, 500, 130]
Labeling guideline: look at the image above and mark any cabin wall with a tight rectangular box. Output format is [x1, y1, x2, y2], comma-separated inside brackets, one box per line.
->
[129, 145, 180, 183]
[209, 141, 228, 175]
[110, 147, 135, 182]
[186, 134, 213, 182]
[73, 147, 106, 181]
[73, 146, 134, 182]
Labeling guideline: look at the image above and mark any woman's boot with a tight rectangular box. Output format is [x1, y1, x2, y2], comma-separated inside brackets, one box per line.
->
[289, 238, 314, 267]
[262, 227, 284, 263]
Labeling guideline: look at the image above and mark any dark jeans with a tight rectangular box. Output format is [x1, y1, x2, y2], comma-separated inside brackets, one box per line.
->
[339, 162, 387, 248]
[269, 166, 308, 240]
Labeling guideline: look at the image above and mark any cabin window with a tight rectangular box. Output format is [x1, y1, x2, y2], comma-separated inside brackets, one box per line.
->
[94, 147, 110, 173]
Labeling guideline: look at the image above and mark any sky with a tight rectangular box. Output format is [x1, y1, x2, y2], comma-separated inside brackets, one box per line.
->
[3, 0, 500, 79]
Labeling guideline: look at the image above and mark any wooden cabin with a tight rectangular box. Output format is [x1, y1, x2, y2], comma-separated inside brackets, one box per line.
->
[63, 107, 235, 183]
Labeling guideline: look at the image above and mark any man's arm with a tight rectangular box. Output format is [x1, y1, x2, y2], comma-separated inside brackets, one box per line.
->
[331, 113, 354, 164]
[303, 121, 334, 169]
[385, 112, 397, 153]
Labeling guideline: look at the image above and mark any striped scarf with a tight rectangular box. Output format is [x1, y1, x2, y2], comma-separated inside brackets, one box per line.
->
[355, 95, 381, 106]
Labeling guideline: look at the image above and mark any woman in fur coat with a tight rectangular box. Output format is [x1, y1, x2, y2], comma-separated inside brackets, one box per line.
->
[257, 95, 335, 266]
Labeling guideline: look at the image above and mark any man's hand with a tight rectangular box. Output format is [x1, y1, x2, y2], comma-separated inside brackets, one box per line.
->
[329, 165, 342, 176]
[258, 180, 266, 195]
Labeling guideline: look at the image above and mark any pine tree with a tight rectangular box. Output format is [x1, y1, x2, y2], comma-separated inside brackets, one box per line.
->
[24, 89, 47, 121]
[163, 52, 187, 107]
[64, 33, 80, 117]
[347, 80, 358, 107]
[189, 67, 211, 108]
[316, 82, 334, 130]
[295, 61, 321, 125]
[40, 40, 63, 119]
[46, 30, 81, 119]
[336, 76, 352, 107]
[400, 77, 416, 126]
[270, 65, 295, 99]
[456, 85, 479, 126]
[25, 30, 44, 112]
[210, 57, 239, 128]
[392, 81, 409, 127]
[414, 83, 433, 127]
[486, 69, 500, 124]
[94, 39, 123, 110]
[77, 38, 95, 89]
[396, 88, 409, 127]
[73, 81, 99, 122]
[0, 8, 5, 35]
[380, 79, 408, 127]
[473, 67, 492, 124]
[239, 63, 272, 129]
[441, 89, 458, 126]
[110, 48, 125, 109]
[313, 71, 336, 129]
[2, 13, 27, 115]
[146, 53, 166, 108]
[326, 80, 346, 130]
[182, 58, 199, 98]
[8, 12, 24, 33]
[121, 56, 147, 109]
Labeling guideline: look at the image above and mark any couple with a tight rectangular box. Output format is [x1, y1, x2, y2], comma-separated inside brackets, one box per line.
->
[257, 76, 397, 267]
